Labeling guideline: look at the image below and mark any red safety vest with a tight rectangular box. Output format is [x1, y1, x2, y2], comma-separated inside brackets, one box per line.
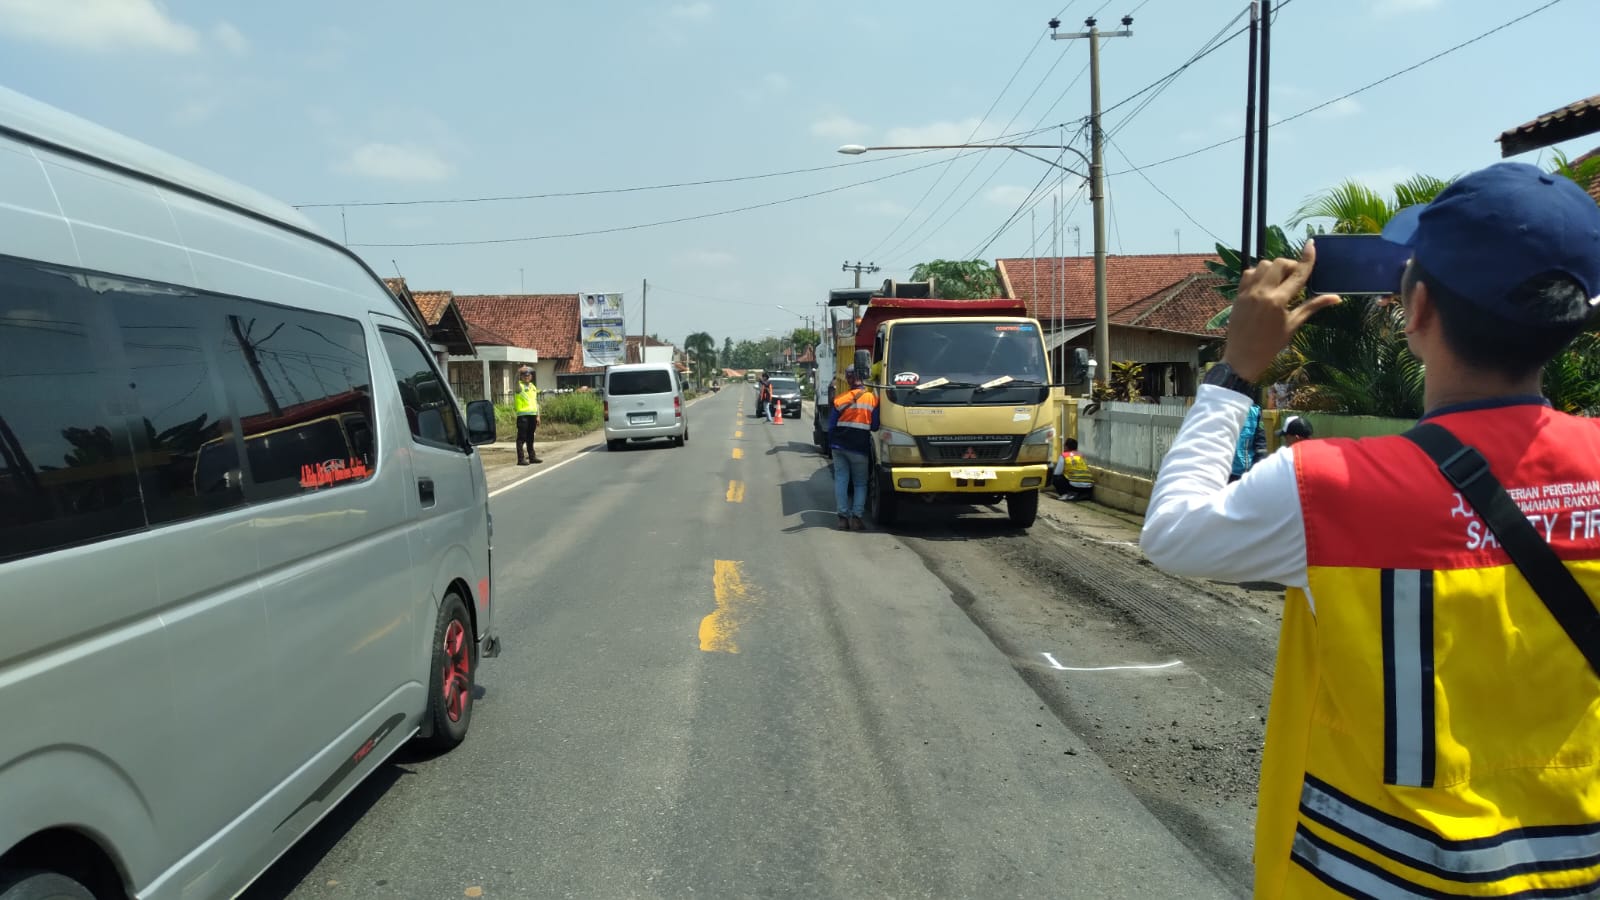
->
[1257, 402, 1600, 898]
[832, 387, 877, 429]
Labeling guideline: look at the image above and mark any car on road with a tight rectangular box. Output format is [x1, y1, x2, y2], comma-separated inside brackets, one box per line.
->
[604, 362, 689, 449]
[0, 84, 500, 900]
[768, 375, 803, 420]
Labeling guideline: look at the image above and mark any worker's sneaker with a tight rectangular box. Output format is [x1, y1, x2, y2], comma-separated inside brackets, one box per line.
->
[849, 516, 866, 531]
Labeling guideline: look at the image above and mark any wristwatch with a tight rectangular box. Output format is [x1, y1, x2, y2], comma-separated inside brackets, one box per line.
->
[1203, 361, 1258, 400]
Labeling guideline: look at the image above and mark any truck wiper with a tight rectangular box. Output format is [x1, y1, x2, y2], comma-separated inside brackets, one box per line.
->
[914, 378, 979, 391]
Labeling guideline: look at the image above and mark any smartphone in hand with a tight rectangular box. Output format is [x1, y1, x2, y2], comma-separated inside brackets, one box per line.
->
[1305, 234, 1413, 297]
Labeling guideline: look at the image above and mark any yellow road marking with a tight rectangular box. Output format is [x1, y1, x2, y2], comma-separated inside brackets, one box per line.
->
[726, 480, 745, 503]
[732, 447, 743, 459]
[700, 560, 754, 653]
[734, 429, 743, 438]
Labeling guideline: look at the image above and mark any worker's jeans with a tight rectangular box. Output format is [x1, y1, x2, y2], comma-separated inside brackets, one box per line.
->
[832, 447, 869, 518]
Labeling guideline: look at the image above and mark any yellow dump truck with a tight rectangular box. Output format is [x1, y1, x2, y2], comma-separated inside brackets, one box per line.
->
[813, 282, 1056, 528]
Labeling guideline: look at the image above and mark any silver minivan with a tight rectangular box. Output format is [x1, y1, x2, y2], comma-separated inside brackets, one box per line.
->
[0, 86, 500, 900]
[603, 363, 689, 450]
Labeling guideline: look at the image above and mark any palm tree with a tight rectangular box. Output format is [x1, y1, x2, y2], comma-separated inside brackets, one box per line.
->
[683, 332, 717, 388]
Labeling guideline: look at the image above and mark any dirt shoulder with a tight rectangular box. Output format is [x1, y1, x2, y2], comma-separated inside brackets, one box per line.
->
[898, 497, 1286, 897]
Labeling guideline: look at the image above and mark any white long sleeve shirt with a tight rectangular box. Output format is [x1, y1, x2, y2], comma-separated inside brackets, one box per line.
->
[1140, 385, 1311, 598]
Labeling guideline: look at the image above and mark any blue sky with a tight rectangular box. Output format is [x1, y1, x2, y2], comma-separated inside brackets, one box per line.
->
[0, 0, 1593, 347]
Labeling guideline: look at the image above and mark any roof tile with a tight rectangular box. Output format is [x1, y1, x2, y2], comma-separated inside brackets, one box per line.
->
[997, 254, 1220, 322]
[1111, 273, 1229, 335]
[452, 294, 580, 360]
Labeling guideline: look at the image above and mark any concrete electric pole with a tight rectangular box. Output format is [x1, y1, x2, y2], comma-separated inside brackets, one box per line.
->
[842, 261, 880, 289]
[1051, 15, 1132, 386]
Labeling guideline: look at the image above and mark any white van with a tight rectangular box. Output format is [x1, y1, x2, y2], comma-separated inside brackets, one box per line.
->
[603, 363, 689, 450]
[0, 86, 500, 899]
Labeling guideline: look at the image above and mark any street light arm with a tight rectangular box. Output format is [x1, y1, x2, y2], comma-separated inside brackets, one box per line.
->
[838, 142, 1093, 172]
[1008, 147, 1088, 179]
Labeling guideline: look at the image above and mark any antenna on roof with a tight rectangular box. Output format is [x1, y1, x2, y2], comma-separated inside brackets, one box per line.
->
[391, 259, 403, 278]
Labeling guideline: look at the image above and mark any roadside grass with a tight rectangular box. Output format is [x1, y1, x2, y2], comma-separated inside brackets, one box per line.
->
[493, 392, 605, 442]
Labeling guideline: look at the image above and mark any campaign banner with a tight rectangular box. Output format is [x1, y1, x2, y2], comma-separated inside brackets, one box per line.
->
[580, 291, 626, 367]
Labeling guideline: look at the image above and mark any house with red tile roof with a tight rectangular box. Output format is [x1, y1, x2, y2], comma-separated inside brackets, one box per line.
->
[383, 277, 476, 362]
[996, 254, 1228, 397]
[451, 293, 608, 397]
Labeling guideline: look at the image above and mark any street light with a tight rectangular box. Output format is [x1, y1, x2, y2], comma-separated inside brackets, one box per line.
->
[837, 140, 1109, 386]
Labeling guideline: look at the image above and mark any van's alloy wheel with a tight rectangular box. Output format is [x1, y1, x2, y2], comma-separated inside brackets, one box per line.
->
[417, 592, 474, 752]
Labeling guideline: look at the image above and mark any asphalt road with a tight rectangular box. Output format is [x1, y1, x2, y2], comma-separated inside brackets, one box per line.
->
[246, 388, 1235, 899]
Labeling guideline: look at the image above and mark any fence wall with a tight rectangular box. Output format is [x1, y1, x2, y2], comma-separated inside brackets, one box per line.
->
[1075, 400, 1189, 479]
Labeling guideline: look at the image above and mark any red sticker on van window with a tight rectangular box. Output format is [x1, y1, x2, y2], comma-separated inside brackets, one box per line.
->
[300, 458, 371, 489]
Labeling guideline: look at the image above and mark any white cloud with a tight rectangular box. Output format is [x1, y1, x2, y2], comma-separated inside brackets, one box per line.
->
[678, 249, 736, 267]
[171, 97, 219, 125]
[1372, 0, 1441, 17]
[856, 199, 909, 217]
[811, 114, 870, 140]
[1312, 97, 1362, 119]
[0, 0, 200, 52]
[212, 21, 247, 55]
[884, 118, 985, 147]
[336, 143, 456, 182]
[762, 73, 789, 92]
[670, 1, 712, 18]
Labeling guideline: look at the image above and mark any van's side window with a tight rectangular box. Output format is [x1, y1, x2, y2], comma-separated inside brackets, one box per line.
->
[111, 290, 248, 523]
[213, 304, 376, 501]
[380, 331, 462, 449]
[0, 259, 146, 561]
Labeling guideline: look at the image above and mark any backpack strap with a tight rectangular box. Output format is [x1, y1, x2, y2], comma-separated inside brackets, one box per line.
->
[1404, 423, 1600, 676]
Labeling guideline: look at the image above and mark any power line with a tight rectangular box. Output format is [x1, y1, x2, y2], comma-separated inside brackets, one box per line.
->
[1106, 134, 1226, 245]
[1111, 0, 1568, 176]
[1103, 5, 1250, 130]
[294, 149, 937, 209]
[861, 51, 1070, 261]
[347, 155, 957, 248]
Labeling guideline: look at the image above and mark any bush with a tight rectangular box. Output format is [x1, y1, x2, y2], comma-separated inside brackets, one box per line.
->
[539, 392, 604, 427]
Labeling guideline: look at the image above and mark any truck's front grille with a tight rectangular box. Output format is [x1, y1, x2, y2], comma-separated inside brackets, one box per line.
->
[917, 436, 1020, 463]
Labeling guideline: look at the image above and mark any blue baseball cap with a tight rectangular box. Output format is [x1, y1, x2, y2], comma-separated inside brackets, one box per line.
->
[1381, 162, 1600, 323]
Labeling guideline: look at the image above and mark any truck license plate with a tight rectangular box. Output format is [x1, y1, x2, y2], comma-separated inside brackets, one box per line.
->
[952, 468, 997, 481]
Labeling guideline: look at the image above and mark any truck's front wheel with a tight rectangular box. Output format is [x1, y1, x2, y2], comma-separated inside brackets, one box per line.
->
[869, 466, 900, 527]
[1007, 490, 1039, 528]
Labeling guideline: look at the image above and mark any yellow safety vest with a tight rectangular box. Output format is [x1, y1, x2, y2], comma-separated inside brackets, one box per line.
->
[515, 382, 539, 416]
[1258, 404, 1600, 898]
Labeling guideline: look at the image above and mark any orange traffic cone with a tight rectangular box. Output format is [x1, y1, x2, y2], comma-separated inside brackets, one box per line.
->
[773, 401, 784, 424]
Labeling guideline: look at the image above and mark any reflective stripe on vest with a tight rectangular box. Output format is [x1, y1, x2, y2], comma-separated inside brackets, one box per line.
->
[1253, 403, 1600, 899]
[515, 383, 539, 415]
[833, 388, 876, 430]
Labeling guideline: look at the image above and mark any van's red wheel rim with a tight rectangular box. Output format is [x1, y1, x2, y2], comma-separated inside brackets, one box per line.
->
[441, 620, 471, 722]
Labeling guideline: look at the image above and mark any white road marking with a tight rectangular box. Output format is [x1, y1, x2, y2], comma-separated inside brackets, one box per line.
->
[1041, 652, 1182, 672]
[488, 448, 597, 498]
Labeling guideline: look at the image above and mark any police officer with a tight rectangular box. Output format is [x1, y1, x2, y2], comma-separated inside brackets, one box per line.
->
[1141, 162, 1600, 898]
[514, 366, 541, 465]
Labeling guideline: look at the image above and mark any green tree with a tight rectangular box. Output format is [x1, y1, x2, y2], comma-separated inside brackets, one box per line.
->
[723, 336, 734, 361]
[683, 331, 717, 385]
[909, 259, 1000, 300]
[789, 328, 820, 353]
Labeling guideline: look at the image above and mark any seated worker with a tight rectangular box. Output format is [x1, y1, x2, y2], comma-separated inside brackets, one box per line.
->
[1277, 414, 1312, 448]
[1051, 438, 1095, 501]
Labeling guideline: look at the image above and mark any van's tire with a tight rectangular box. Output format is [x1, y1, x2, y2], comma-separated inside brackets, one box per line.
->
[0, 870, 97, 900]
[607, 439, 623, 451]
[417, 592, 474, 753]
[869, 466, 900, 527]
[1007, 491, 1039, 528]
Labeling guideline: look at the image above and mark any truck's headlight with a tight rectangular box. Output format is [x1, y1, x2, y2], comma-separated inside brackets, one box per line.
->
[1016, 425, 1056, 463]
[877, 428, 921, 465]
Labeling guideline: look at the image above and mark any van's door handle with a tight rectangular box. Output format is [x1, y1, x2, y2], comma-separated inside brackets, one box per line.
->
[418, 478, 435, 507]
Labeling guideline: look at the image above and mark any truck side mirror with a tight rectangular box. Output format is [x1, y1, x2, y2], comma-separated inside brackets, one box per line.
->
[1072, 347, 1090, 384]
[853, 349, 872, 382]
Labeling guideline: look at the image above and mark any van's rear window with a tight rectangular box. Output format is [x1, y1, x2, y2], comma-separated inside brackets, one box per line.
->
[609, 371, 672, 395]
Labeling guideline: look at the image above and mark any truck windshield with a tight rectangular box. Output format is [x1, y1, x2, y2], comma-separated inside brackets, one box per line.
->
[886, 321, 1049, 404]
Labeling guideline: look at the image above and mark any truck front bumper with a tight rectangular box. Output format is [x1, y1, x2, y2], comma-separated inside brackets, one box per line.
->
[887, 463, 1049, 493]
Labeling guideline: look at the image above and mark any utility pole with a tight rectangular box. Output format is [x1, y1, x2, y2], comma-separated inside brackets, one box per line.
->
[641, 278, 648, 350]
[842, 260, 879, 289]
[1052, 15, 1132, 386]
[1240, 2, 1260, 265]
